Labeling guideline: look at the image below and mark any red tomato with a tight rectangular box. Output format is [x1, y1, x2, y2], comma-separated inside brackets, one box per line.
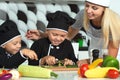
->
[2, 70, 9, 74]
[80, 64, 89, 77]
[107, 69, 119, 79]
[0, 70, 9, 77]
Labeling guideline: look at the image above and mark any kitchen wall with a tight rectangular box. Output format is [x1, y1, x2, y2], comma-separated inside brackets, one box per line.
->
[110, 0, 120, 15]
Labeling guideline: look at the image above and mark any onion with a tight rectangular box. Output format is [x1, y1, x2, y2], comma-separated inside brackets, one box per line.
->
[0, 73, 12, 80]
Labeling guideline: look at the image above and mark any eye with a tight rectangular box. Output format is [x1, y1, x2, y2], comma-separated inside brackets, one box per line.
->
[52, 33, 58, 36]
[92, 6, 98, 10]
[61, 35, 66, 38]
[13, 41, 21, 45]
[13, 42, 18, 45]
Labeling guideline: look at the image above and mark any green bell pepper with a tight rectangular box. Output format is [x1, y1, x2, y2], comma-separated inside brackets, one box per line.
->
[101, 55, 119, 69]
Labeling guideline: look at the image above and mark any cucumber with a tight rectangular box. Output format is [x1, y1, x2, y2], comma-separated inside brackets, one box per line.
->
[18, 65, 58, 78]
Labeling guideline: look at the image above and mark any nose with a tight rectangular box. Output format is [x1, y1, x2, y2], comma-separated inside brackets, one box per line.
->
[56, 36, 61, 41]
[86, 7, 92, 14]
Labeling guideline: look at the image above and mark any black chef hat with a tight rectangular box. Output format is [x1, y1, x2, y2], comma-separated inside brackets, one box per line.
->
[0, 20, 21, 46]
[46, 11, 75, 33]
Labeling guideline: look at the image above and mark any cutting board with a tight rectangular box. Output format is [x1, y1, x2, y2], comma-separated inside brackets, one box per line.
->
[43, 66, 79, 71]
[49, 67, 79, 71]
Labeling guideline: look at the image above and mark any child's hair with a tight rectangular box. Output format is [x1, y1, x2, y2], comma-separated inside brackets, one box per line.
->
[0, 20, 21, 46]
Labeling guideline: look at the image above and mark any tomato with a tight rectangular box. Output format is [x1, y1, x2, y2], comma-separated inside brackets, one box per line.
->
[0, 70, 9, 77]
[2, 70, 8, 74]
[107, 69, 119, 79]
[80, 64, 89, 77]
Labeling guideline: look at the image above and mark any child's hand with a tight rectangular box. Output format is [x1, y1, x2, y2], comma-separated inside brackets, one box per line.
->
[21, 49, 38, 60]
[64, 58, 74, 66]
[41, 56, 56, 65]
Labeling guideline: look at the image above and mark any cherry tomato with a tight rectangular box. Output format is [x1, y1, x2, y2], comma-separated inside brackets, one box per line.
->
[107, 69, 119, 79]
[80, 64, 89, 77]
[2, 70, 9, 74]
[0, 70, 9, 77]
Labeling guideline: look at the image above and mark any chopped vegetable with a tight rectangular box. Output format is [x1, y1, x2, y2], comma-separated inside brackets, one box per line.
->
[66, 65, 78, 68]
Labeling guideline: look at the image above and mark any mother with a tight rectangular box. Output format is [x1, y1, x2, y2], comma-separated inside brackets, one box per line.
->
[68, 0, 120, 66]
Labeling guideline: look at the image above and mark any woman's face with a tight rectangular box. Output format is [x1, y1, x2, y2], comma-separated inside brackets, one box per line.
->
[47, 30, 67, 46]
[85, 2, 105, 21]
[2, 36, 22, 54]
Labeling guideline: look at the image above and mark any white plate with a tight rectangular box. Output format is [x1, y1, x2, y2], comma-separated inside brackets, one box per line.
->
[27, 20, 37, 30]
[0, 2, 9, 13]
[17, 20, 28, 32]
[35, 3, 47, 15]
[61, 4, 71, 15]
[8, 2, 18, 14]
[27, 11, 37, 24]
[45, 3, 56, 13]
[17, 2, 28, 14]
[36, 11, 48, 27]
[8, 10, 18, 24]
[70, 11, 77, 18]
[54, 4, 62, 12]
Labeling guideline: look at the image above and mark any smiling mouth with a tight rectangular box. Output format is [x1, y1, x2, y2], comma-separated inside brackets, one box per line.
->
[87, 14, 93, 17]
[15, 49, 20, 52]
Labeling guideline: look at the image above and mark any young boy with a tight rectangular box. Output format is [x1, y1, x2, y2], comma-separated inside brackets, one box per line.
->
[0, 20, 38, 69]
[29, 11, 78, 66]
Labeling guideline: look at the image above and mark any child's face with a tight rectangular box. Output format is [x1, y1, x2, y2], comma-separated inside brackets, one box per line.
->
[2, 36, 22, 54]
[48, 30, 67, 46]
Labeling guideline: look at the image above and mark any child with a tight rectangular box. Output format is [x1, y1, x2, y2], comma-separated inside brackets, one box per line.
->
[28, 11, 78, 66]
[0, 20, 38, 69]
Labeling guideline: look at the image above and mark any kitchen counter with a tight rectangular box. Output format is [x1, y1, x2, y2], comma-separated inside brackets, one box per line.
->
[20, 71, 120, 80]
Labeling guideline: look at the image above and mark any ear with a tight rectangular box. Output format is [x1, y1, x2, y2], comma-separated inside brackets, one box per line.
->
[45, 30, 49, 35]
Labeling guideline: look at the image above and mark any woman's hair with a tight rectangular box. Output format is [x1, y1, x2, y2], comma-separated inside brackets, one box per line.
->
[83, 8, 120, 48]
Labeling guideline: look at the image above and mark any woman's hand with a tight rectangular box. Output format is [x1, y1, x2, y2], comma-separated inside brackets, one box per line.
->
[26, 30, 41, 40]
[21, 48, 38, 60]
[26, 30, 48, 40]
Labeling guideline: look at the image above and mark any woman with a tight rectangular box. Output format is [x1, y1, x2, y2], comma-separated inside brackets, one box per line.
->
[68, 0, 120, 66]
